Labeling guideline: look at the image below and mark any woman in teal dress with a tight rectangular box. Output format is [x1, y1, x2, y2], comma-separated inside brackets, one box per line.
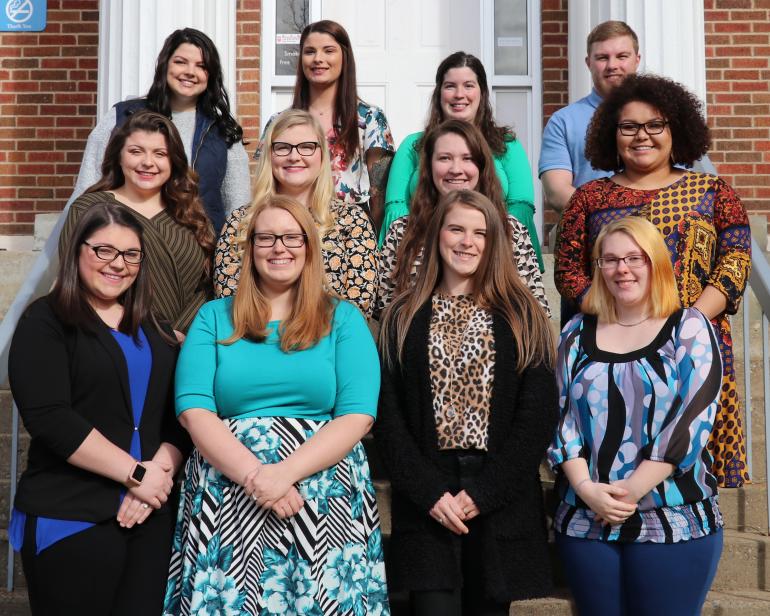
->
[164, 195, 388, 615]
[380, 52, 542, 270]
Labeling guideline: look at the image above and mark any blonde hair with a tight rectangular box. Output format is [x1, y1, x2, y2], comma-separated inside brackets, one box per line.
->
[222, 195, 334, 351]
[380, 190, 555, 372]
[583, 217, 680, 323]
[236, 110, 335, 251]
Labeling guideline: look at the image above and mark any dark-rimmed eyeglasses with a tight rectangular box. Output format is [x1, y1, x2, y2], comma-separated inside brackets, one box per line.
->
[83, 241, 144, 265]
[271, 141, 320, 157]
[616, 120, 669, 137]
[251, 232, 308, 248]
[596, 254, 648, 269]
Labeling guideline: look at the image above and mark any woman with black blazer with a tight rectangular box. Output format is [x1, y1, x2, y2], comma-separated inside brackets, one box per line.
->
[8, 202, 189, 615]
[375, 189, 558, 615]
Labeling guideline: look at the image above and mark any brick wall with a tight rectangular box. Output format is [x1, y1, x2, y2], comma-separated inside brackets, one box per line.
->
[0, 0, 261, 238]
[540, 0, 569, 238]
[0, 0, 99, 235]
[236, 0, 261, 175]
[704, 0, 770, 225]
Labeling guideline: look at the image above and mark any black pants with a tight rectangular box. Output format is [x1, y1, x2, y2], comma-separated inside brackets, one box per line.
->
[409, 451, 509, 616]
[21, 512, 174, 616]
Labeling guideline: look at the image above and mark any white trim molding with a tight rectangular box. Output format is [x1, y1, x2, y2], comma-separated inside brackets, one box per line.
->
[97, 0, 237, 117]
[568, 0, 706, 106]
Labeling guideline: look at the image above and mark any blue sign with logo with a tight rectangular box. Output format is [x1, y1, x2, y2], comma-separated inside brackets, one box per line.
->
[1, 0, 46, 32]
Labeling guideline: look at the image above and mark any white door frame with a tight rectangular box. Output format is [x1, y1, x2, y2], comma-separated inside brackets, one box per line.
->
[260, 0, 543, 240]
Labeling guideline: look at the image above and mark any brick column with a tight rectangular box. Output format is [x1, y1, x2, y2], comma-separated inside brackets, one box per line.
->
[0, 0, 99, 236]
[705, 0, 770, 222]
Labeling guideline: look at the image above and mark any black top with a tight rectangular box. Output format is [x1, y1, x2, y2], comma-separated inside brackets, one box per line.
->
[374, 299, 559, 602]
[9, 296, 190, 522]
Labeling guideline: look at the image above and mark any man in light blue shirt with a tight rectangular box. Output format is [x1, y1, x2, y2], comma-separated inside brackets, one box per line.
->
[538, 21, 641, 213]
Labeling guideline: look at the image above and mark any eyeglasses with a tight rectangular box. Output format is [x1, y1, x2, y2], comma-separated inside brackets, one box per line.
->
[83, 241, 144, 265]
[271, 141, 320, 157]
[251, 232, 308, 248]
[616, 120, 669, 137]
[596, 254, 648, 269]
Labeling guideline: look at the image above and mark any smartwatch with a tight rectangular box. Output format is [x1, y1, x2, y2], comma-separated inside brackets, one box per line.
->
[126, 462, 147, 487]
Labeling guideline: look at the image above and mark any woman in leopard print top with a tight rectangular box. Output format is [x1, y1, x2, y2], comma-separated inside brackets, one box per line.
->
[214, 110, 378, 317]
[375, 190, 558, 614]
[376, 120, 549, 320]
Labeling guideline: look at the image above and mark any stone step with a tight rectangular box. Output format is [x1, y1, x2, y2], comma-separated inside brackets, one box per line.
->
[713, 530, 770, 593]
[507, 590, 770, 615]
[0, 589, 29, 616]
[0, 252, 36, 323]
[720, 483, 769, 534]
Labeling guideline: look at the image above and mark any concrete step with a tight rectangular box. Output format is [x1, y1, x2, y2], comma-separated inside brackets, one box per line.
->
[0, 251, 36, 323]
[713, 530, 770, 593]
[720, 483, 768, 534]
[0, 589, 29, 616]
[507, 590, 770, 615]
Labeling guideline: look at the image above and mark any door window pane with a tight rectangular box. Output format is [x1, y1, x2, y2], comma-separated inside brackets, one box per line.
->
[276, 0, 309, 76]
[494, 0, 528, 76]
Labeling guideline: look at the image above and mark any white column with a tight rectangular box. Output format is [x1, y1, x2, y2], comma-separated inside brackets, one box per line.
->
[97, 0, 237, 118]
[567, 0, 706, 106]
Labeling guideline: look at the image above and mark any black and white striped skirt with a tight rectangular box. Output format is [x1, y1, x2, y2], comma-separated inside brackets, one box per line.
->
[163, 416, 389, 616]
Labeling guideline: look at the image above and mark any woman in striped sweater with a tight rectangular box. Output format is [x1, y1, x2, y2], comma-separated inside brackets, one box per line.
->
[59, 110, 214, 337]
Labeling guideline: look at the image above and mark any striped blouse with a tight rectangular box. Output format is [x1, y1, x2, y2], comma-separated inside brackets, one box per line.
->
[59, 192, 210, 332]
[547, 308, 724, 543]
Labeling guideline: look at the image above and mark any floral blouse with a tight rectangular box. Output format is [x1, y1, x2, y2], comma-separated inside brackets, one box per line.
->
[258, 102, 394, 211]
[214, 201, 379, 318]
[375, 214, 550, 320]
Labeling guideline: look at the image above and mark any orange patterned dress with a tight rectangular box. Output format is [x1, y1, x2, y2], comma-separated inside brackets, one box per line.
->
[555, 171, 752, 487]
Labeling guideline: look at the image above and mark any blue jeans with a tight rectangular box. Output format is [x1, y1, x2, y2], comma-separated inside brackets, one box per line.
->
[556, 530, 723, 616]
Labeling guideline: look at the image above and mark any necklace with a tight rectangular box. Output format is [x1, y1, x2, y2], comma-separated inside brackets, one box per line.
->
[615, 315, 651, 327]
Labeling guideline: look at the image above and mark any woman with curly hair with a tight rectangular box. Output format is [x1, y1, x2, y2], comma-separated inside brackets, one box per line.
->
[258, 20, 394, 228]
[376, 120, 548, 319]
[554, 73, 752, 488]
[60, 111, 214, 336]
[215, 110, 378, 318]
[74, 27, 250, 232]
[380, 51, 542, 271]
[165, 195, 388, 615]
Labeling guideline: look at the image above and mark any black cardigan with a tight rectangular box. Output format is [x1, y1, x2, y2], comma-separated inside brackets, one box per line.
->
[374, 300, 559, 602]
[9, 296, 190, 521]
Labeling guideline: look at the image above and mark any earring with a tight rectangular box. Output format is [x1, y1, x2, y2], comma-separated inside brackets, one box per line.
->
[670, 152, 675, 165]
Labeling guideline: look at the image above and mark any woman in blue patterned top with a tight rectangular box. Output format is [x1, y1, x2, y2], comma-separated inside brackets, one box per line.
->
[164, 195, 388, 615]
[548, 217, 723, 616]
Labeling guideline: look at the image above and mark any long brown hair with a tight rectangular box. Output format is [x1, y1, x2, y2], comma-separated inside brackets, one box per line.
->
[381, 190, 554, 372]
[146, 28, 243, 145]
[221, 195, 335, 351]
[422, 51, 512, 156]
[393, 120, 507, 294]
[89, 110, 215, 264]
[51, 202, 159, 341]
[292, 20, 360, 162]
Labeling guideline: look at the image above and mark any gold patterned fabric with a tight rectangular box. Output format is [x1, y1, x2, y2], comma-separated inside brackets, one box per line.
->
[555, 171, 752, 487]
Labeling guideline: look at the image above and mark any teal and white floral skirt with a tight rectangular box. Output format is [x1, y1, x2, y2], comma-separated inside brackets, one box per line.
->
[163, 416, 390, 616]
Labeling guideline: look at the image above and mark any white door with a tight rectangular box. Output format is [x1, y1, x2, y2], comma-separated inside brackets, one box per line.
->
[262, 0, 481, 147]
[321, 0, 480, 146]
[260, 0, 542, 238]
